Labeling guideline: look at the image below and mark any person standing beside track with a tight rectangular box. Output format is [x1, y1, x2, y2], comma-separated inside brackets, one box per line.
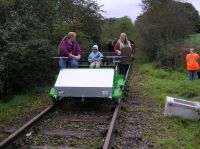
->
[114, 32, 133, 79]
[186, 48, 199, 80]
[58, 32, 81, 69]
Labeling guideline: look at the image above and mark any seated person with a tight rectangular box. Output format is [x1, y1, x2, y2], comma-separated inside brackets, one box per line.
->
[88, 45, 103, 68]
[58, 32, 81, 69]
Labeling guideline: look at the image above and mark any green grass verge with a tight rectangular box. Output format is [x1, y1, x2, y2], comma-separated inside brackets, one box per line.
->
[140, 64, 200, 103]
[139, 63, 200, 149]
[0, 86, 51, 122]
[0, 95, 35, 120]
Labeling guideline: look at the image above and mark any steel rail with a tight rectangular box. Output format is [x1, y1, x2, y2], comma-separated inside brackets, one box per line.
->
[125, 63, 132, 81]
[51, 57, 69, 59]
[103, 102, 120, 149]
[103, 64, 132, 149]
[0, 63, 133, 149]
[0, 104, 54, 148]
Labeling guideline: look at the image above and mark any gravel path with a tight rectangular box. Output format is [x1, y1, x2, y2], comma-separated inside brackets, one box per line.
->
[115, 63, 164, 148]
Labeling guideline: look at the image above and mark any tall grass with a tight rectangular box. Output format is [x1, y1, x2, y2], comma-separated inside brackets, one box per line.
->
[0, 86, 50, 121]
[138, 63, 200, 148]
[140, 64, 200, 104]
[0, 95, 34, 121]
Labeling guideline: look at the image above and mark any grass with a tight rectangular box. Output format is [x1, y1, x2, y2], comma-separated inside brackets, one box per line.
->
[138, 63, 200, 149]
[0, 95, 33, 121]
[0, 56, 199, 148]
[185, 33, 200, 51]
[140, 64, 200, 103]
[0, 86, 51, 122]
[189, 33, 200, 46]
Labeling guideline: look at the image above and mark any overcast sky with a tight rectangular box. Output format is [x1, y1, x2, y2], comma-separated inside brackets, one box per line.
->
[96, 0, 200, 22]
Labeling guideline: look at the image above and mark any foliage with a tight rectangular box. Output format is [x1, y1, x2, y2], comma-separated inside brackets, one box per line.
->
[0, 0, 57, 99]
[0, 86, 50, 121]
[140, 63, 200, 102]
[135, 0, 200, 69]
[57, 0, 103, 50]
[185, 33, 200, 50]
[137, 63, 200, 148]
[177, 2, 200, 33]
[101, 16, 136, 51]
[0, 0, 103, 99]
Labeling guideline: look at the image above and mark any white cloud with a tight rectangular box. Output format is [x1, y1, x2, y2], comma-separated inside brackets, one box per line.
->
[96, 0, 200, 22]
[96, 0, 142, 22]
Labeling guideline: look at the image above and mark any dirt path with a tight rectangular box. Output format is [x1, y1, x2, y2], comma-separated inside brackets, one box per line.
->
[115, 61, 164, 148]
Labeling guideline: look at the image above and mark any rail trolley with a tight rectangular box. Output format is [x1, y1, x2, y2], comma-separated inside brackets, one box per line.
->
[49, 52, 131, 103]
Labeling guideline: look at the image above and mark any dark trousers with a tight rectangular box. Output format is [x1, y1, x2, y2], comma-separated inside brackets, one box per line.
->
[119, 63, 129, 79]
[188, 71, 198, 80]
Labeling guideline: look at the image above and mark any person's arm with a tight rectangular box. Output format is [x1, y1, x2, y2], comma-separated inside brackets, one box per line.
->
[59, 39, 70, 57]
[196, 53, 199, 61]
[88, 53, 93, 63]
[70, 54, 81, 60]
[70, 41, 81, 60]
[114, 42, 121, 55]
[98, 52, 104, 61]
[93, 52, 103, 62]
[99, 52, 104, 59]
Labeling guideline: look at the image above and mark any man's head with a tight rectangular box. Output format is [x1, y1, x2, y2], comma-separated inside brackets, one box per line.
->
[189, 48, 195, 53]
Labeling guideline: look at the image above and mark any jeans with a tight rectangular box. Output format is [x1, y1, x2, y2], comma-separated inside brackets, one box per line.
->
[59, 58, 78, 69]
[188, 71, 198, 80]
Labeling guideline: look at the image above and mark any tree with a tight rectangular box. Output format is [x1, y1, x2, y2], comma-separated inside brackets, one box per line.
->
[101, 17, 136, 51]
[0, 0, 104, 99]
[57, 0, 103, 49]
[0, 0, 58, 98]
[175, 1, 200, 33]
[135, 0, 199, 69]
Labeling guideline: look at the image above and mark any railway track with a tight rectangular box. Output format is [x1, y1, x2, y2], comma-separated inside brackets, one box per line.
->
[0, 65, 131, 149]
[0, 99, 118, 149]
[0, 105, 55, 149]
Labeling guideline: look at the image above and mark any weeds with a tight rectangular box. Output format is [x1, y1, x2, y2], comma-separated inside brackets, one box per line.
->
[139, 63, 200, 148]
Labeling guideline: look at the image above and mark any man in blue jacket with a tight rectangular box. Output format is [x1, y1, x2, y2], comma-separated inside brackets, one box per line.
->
[88, 45, 103, 68]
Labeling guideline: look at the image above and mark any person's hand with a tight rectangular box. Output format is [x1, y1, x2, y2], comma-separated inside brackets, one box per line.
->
[117, 50, 121, 55]
[131, 54, 134, 59]
[69, 53, 80, 60]
[69, 53, 73, 58]
[93, 58, 99, 61]
[74, 55, 81, 60]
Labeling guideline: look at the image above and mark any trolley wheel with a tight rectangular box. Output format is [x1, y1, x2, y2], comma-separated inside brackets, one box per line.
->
[51, 96, 56, 102]
[51, 96, 61, 104]
[117, 98, 121, 104]
[113, 99, 121, 105]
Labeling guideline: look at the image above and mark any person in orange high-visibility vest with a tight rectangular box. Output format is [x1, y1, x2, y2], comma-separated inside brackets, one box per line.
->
[186, 48, 199, 80]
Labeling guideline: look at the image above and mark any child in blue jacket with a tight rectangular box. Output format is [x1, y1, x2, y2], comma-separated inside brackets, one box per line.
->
[88, 45, 103, 68]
